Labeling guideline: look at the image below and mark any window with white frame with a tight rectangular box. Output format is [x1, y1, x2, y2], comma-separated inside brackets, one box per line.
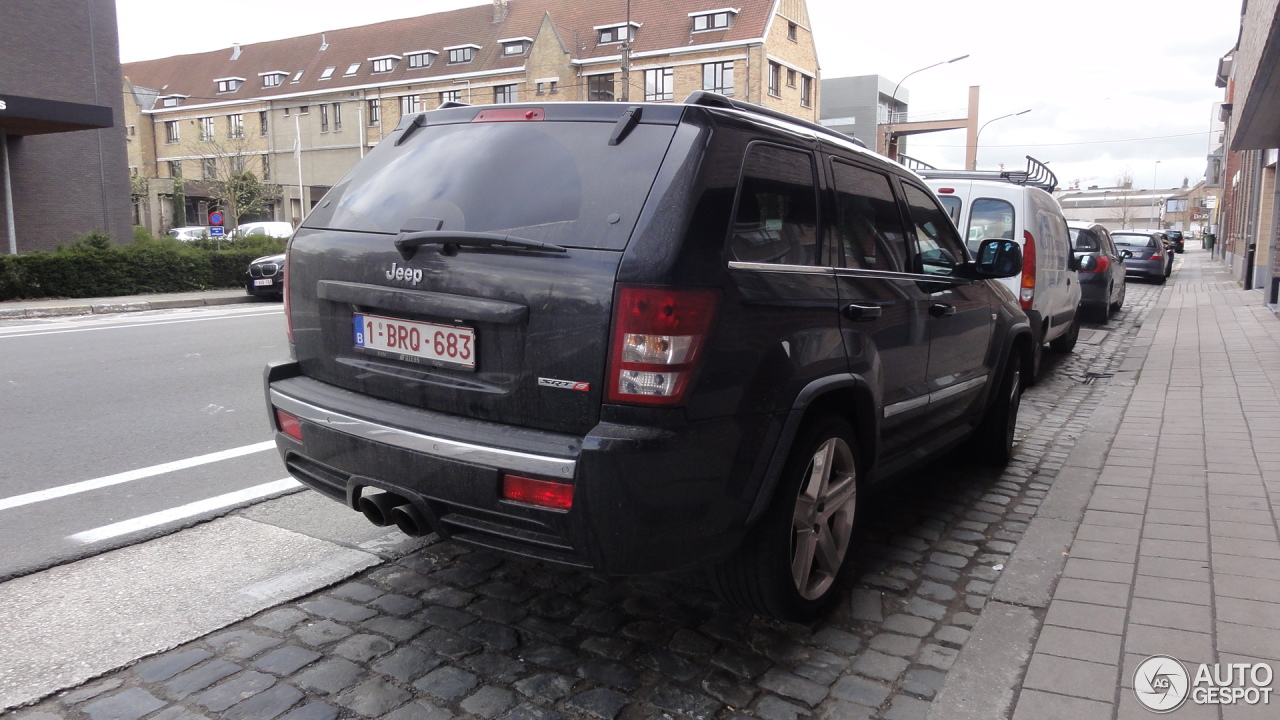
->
[644, 67, 674, 102]
[501, 39, 529, 56]
[168, 160, 182, 178]
[787, 68, 797, 88]
[447, 46, 478, 64]
[200, 117, 215, 142]
[165, 121, 180, 144]
[691, 10, 733, 31]
[215, 77, 243, 93]
[320, 104, 330, 132]
[261, 72, 286, 87]
[407, 51, 435, 69]
[597, 25, 633, 44]
[368, 99, 381, 126]
[370, 56, 399, 73]
[588, 74, 615, 102]
[333, 102, 342, 130]
[202, 157, 216, 179]
[800, 75, 812, 108]
[228, 114, 244, 139]
[319, 66, 336, 80]
[399, 95, 421, 117]
[259, 111, 268, 136]
[768, 62, 781, 97]
[439, 90, 461, 106]
[230, 155, 245, 174]
[494, 84, 517, 104]
[788, 21, 798, 41]
[703, 61, 734, 95]
[160, 95, 185, 107]
[344, 63, 361, 76]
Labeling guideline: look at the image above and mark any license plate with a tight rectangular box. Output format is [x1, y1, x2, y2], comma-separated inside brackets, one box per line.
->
[353, 313, 476, 370]
[253, 278, 274, 286]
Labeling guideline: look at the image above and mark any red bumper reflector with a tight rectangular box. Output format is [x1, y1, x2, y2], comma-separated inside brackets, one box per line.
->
[275, 409, 303, 442]
[502, 473, 574, 510]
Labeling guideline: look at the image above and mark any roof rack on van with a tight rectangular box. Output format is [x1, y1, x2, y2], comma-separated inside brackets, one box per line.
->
[899, 155, 937, 171]
[684, 91, 868, 149]
[917, 155, 1058, 193]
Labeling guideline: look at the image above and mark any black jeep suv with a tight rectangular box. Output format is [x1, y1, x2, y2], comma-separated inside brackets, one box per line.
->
[264, 93, 1032, 620]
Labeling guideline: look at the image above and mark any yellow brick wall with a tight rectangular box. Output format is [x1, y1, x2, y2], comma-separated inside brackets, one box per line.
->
[760, 10, 819, 122]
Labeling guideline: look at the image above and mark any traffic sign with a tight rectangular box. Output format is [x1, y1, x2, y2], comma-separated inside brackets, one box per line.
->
[209, 226, 226, 237]
[209, 211, 224, 226]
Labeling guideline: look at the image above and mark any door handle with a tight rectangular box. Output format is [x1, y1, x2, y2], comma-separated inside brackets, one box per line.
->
[929, 303, 956, 318]
[842, 303, 882, 322]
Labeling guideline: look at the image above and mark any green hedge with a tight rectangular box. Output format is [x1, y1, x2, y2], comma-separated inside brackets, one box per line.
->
[0, 233, 286, 301]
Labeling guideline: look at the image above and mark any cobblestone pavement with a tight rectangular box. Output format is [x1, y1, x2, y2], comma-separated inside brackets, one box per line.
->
[13, 281, 1166, 720]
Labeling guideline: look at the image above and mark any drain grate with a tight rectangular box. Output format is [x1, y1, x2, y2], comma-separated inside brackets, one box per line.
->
[1082, 372, 1114, 385]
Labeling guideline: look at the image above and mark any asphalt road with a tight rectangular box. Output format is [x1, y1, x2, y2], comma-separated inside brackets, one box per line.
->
[0, 304, 297, 580]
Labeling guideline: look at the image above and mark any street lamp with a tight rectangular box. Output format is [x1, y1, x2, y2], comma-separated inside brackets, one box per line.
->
[971, 109, 1031, 170]
[883, 54, 969, 158]
[1151, 160, 1161, 229]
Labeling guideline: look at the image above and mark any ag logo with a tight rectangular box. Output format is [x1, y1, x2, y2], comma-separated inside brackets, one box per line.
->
[1135, 655, 1190, 713]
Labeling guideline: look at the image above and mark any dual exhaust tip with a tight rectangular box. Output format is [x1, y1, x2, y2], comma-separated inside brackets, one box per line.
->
[358, 490, 432, 537]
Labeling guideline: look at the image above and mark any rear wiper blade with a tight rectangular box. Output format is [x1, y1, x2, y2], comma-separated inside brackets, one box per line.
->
[395, 230, 567, 261]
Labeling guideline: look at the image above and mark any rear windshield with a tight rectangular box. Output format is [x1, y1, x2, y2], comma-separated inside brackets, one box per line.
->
[1112, 233, 1156, 247]
[302, 120, 677, 250]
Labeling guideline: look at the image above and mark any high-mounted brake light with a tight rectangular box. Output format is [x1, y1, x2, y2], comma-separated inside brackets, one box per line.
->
[936, 187, 956, 194]
[1020, 230, 1036, 311]
[606, 285, 720, 406]
[472, 108, 545, 123]
[275, 409, 303, 442]
[502, 473, 574, 510]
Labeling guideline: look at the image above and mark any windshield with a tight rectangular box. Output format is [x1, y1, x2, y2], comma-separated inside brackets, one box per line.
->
[303, 120, 677, 250]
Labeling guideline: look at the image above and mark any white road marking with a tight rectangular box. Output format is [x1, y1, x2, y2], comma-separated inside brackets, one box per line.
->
[0, 308, 282, 339]
[0, 441, 276, 512]
[68, 478, 301, 544]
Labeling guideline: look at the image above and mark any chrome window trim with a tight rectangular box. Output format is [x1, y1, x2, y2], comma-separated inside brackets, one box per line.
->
[270, 390, 577, 478]
[727, 261, 833, 275]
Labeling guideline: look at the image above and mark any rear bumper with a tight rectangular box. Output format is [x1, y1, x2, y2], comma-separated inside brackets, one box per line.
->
[1123, 260, 1164, 279]
[264, 362, 770, 574]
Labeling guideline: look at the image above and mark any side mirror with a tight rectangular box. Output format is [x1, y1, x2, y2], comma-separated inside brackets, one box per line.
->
[1077, 255, 1098, 272]
[974, 238, 1023, 278]
[1119, 249, 1133, 259]
[1068, 253, 1082, 272]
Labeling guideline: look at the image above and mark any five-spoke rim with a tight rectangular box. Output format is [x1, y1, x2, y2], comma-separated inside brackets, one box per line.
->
[790, 436, 857, 600]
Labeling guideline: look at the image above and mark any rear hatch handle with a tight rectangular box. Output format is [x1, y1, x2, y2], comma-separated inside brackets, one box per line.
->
[395, 230, 568, 261]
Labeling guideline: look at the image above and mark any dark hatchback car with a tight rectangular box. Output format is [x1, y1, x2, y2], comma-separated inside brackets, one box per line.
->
[1068, 222, 1126, 321]
[1165, 229, 1185, 254]
[1112, 231, 1170, 283]
[246, 253, 285, 299]
[264, 93, 1033, 620]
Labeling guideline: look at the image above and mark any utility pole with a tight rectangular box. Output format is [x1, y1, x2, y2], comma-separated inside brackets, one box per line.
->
[620, 0, 631, 102]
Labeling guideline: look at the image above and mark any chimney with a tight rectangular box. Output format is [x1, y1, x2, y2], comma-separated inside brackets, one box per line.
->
[493, 0, 509, 23]
[320, 33, 329, 51]
[230, 43, 241, 61]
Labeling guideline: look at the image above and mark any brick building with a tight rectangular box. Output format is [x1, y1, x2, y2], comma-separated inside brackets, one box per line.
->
[0, 0, 132, 253]
[122, 0, 821, 234]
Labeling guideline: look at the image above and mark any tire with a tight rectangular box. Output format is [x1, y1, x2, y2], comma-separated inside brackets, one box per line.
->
[973, 351, 1022, 466]
[710, 415, 859, 622]
[1049, 315, 1079, 353]
[1110, 283, 1125, 314]
[1156, 274, 1167, 285]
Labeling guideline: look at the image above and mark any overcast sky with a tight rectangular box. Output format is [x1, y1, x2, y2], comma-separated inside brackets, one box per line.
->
[116, 0, 1241, 191]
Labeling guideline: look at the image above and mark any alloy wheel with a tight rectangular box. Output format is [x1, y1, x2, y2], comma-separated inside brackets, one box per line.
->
[789, 437, 857, 600]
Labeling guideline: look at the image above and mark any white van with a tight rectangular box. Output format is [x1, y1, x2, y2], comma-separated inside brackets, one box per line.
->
[921, 160, 1081, 378]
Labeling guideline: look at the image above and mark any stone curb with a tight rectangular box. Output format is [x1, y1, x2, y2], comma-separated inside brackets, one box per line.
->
[0, 294, 258, 320]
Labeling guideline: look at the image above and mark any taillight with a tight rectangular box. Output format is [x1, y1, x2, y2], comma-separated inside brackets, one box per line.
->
[1151, 248, 1163, 260]
[1082, 256, 1110, 274]
[502, 473, 574, 510]
[275, 409, 303, 442]
[606, 285, 720, 406]
[1020, 231, 1036, 311]
[283, 252, 293, 344]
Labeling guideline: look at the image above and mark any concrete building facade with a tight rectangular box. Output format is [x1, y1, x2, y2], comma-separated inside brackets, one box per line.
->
[0, 0, 132, 253]
[817, 74, 905, 152]
[122, 0, 821, 234]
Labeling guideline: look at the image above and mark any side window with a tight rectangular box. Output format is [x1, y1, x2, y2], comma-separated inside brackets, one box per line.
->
[830, 159, 907, 271]
[1073, 229, 1100, 252]
[727, 144, 820, 266]
[902, 183, 967, 275]
[967, 198, 1015, 253]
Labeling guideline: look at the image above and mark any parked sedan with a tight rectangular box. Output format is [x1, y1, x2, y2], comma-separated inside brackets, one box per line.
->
[1112, 231, 1170, 284]
[1069, 222, 1126, 321]
[245, 253, 285, 299]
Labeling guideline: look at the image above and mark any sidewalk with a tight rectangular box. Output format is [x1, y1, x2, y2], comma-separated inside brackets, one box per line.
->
[935, 247, 1280, 719]
[0, 289, 264, 320]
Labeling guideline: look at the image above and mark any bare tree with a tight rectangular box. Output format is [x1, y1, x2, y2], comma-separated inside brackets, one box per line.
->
[1111, 169, 1138, 229]
[199, 134, 282, 230]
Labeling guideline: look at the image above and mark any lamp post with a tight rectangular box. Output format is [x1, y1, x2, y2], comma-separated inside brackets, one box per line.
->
[1151, 160, 1161, 229]
[882, 54, 969, 159]
[970, 109, 1031, 170]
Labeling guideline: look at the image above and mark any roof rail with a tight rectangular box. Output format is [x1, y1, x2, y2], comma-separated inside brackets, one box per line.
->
[683, 90, 868, 148]
[917, 155, 1058, 193]
[899, 154, 936, 171]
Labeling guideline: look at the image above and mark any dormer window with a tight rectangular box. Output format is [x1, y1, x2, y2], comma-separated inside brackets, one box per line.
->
[596, 23, 638, 44]
[319, 66, 336, 80]
[690, 9, 737, 32]
[159, 95, 187, 107]
[344, 63, 361, 76]
[369, 55, 400, 73]
[259, 71, 287, 88]
[214, 77, 244, 93]
[406, 50, 437, 69]
[291, 71, 304, 83]
[446, 45, 480, 64]
[499, 37, 532, 56]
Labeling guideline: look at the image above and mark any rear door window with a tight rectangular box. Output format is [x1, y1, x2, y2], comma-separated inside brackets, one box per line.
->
[1072, 229, 1100, 252]
[727, 143, 821, 266]
[830, 159, 907, 271]
[967, 198, 1015, 253]
[902, 183, 967, 275]
[301, 119, 676, 250]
